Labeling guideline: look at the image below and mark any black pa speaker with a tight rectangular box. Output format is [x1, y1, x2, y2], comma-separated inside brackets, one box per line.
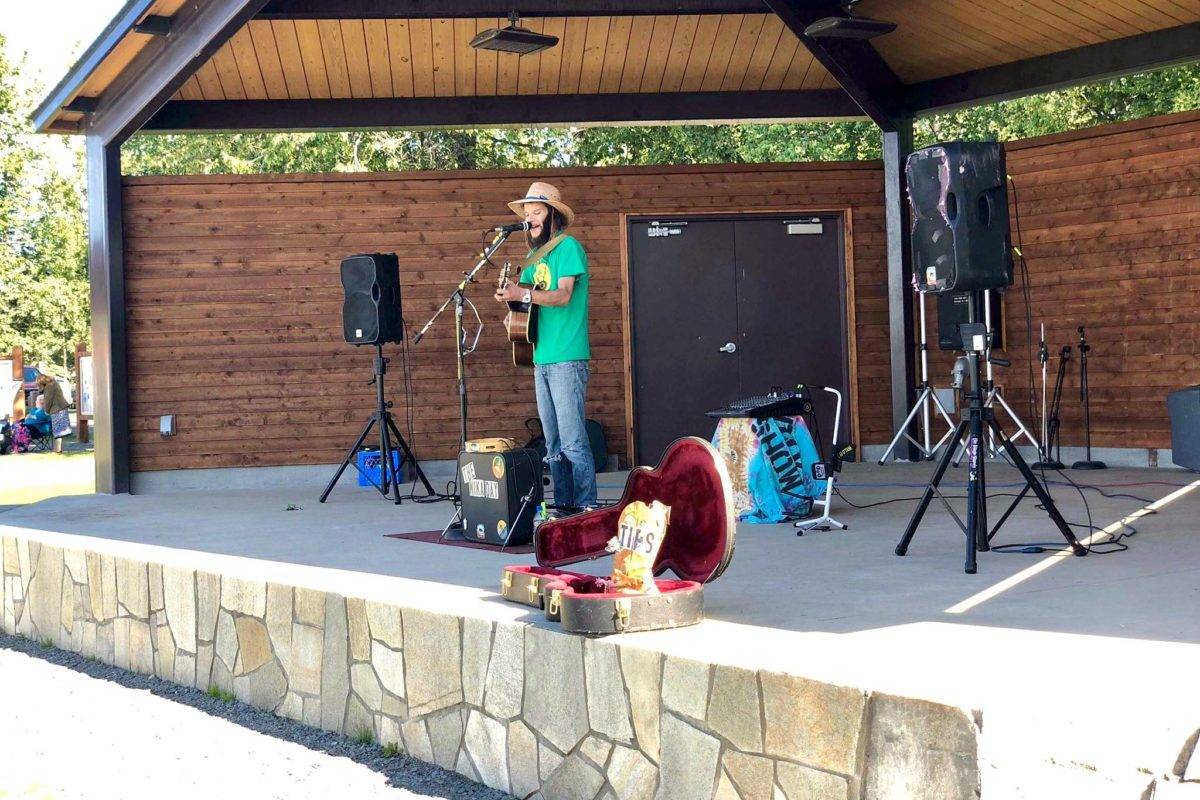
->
[340, 253, 404, 345]
[907, 141, 1014, 294]
[458, 449, 543, 546]
[937, 291, 1004, 351]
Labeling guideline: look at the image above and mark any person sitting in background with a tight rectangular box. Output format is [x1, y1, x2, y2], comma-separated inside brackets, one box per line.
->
[22, 395, 52, 440]
[36, 374, 70, 453]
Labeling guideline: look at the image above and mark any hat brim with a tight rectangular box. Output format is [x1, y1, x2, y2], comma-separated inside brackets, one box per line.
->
[508, 196, 575, 229]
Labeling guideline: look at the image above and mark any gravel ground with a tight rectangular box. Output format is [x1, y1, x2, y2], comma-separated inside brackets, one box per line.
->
[0, 633, 512, 800]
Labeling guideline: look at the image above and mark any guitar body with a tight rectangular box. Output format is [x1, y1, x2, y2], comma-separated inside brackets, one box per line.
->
[505, 282, 538, 368]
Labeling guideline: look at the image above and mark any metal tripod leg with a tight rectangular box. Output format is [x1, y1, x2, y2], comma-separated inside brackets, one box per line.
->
[989, 418, 1086, 556]
[991, 390, 1039, 451]
[896, 419, 969, 556]
[952, 387, 1040, 465]
[794, 471, 849, 533]
[879, 386, 957, 463]
[320, 414, 379, 503]
[439, 504, 465, 540]
[384, 413, 437, 498]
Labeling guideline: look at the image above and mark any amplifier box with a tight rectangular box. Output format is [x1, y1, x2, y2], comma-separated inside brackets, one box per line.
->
[459, 448, 543, 546]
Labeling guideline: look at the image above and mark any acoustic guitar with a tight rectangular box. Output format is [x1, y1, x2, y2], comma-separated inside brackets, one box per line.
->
[499, 261, 537, 368]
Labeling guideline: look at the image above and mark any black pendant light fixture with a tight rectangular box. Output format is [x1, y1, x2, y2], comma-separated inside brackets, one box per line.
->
[470, 12, 560, 55]
[804, 0, 897, 40]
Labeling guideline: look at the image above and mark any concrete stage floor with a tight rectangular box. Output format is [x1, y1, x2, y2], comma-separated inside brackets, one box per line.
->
[4, 460, 1199, 793]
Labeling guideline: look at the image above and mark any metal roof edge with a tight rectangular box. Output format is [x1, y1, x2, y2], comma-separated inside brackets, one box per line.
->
[29, 0, 159, 134]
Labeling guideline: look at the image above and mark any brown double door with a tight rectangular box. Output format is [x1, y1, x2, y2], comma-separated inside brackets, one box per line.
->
[628, 214, 849, 465]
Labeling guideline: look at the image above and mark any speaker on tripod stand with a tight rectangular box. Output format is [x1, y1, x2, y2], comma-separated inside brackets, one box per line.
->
[319, 253, 435, 504]
[897, 141, 1085, 573]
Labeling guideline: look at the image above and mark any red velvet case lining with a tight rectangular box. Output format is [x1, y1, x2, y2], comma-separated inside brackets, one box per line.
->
[544, 576, 701, 600]
[504, 566, 586, 581]
[534, 437, 735, 584]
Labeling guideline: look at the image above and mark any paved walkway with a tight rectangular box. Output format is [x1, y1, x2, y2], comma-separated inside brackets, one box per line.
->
[0, 636, 509, 800]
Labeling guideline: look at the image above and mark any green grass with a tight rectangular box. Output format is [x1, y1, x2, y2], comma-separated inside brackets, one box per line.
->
[0, 450, 95, 506]
[353, 729, 374, 745]
[39, 638, 52, 649]
[205, 686, 235, 703]
[380, 742, 400, 758]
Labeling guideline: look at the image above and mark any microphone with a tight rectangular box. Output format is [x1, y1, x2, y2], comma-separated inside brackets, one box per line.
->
[494, 221, 532, 233]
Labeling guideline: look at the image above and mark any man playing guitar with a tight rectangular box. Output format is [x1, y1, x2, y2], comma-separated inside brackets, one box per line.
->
[493, 182, 596, 511]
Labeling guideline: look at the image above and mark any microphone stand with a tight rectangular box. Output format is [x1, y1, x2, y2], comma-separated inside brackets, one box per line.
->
[414, 227, 514, 536]
[413, 227, 513, 454]
[1035, 346, 1070, 469]
[1072, 325, 1106, 469]
[1037, 325, 1049, 463]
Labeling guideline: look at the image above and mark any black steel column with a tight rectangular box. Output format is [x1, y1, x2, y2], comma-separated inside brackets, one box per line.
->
[883, 118, 917, 459]
[86, 136, 129, 494]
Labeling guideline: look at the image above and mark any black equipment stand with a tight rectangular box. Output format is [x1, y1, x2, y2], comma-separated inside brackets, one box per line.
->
[896, 292, 1087, 574]
[1034, 345, 1070, 469]
[413, 228, 512, 457]
[1072, 326, 1106, 470]
[320, 344, 436, 504]
[413, 227, 513, 535]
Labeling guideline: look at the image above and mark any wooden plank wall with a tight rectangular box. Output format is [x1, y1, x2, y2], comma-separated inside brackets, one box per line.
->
[123, 162, 888, 472]
[923, 109, 1200, 451]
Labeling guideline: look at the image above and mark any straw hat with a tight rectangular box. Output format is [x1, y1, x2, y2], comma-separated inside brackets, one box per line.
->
[508, 181, 575, 228]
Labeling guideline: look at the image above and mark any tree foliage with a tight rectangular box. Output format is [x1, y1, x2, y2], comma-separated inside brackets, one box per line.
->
[123, 64, 1199, 175]
[0, 36, 89, 372]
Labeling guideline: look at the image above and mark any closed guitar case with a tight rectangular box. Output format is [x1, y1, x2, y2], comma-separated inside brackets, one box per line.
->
[501, 437, 735, 635]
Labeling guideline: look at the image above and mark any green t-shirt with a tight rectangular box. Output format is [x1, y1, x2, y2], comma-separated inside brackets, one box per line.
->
[520, 234, 590, 365]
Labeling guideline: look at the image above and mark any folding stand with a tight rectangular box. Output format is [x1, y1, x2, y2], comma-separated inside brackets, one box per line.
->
[411, 227, 515, 538]
[896, 296, 1086, 574]
[319, 344, 435, 504]
[952, 289, 1040, 465]
[1034, 345, 1070, 469]
[879, 292, 957, 463]
[795, 386, 850, 533]
[1072, 326, 1106, 470]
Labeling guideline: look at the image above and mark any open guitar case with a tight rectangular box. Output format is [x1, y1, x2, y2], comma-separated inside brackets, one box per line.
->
[500, 437, 736, 634]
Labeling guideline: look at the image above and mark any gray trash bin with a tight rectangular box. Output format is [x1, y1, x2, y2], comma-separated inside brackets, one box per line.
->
[1167, 386, 1200, 471]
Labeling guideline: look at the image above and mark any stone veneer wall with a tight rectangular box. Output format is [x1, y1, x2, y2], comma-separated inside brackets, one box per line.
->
[0, 532, 979, 800]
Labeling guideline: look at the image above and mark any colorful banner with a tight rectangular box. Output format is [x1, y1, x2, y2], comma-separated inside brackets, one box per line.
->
[712, 415, 823, 524]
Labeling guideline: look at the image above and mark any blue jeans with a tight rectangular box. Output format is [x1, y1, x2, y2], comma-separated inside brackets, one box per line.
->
[534, 360, 597, 508]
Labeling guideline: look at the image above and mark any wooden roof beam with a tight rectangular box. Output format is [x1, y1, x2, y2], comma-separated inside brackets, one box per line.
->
[764, 0, 904, 132]
[905, 22, 1200, 116]
[30, 0, 158, 133]
[256, 0, 769, 18]
[133, 15, 174, 35]
[141, 90, 865, 132]
[84, 0, 271, 145]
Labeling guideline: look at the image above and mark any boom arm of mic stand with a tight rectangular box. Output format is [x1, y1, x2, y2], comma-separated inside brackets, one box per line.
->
[412, 229, 512, 345]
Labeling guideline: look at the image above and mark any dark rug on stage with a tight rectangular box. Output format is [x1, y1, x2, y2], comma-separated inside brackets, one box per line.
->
[384, 530, 535, 554]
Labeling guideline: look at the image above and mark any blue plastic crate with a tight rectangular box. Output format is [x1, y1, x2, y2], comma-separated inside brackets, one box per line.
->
[357, 448, 405, 488]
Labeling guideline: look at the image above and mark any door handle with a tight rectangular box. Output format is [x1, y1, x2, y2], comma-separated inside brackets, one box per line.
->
[719, 342, 737, 353]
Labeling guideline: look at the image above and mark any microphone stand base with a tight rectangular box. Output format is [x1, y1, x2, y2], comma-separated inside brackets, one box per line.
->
[1071, 460, 1107, 470]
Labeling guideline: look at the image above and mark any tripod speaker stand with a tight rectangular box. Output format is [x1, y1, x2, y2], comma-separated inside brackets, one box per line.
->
[879, 292, 957, 463]
[896, 293, 1086, 573]
[320, 344, 435, 504]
